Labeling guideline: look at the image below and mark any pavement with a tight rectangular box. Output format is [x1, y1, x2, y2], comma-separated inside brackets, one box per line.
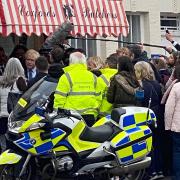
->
[162, 177, 171, 180]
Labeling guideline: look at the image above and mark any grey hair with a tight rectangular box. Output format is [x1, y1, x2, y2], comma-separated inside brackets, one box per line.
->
[69, 52, 87, 65]
[0, 57, 25, 88]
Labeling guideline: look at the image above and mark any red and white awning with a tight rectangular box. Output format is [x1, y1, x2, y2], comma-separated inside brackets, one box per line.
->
[0, 0, 129, 37]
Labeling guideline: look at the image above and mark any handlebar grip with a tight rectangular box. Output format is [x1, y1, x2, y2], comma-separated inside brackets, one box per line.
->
[57, 108, 82, 120]
[40, 132, 51, 141]
[58, 108, 70, 115]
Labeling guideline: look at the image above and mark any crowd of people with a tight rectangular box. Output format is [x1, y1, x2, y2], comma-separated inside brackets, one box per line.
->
[0, 31, 180, 179]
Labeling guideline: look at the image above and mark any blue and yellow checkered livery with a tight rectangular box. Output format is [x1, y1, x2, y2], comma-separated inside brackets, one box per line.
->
[119, 107, 156, 130]
[14, 128, 67, 155]
[93, 107, 156, 130]
[68, 121, 101, 152]
[111, 125, 152, 164]
[93, 115, 111, 127]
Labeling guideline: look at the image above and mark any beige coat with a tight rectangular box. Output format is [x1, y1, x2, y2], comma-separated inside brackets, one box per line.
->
[165, 82, 180, 132]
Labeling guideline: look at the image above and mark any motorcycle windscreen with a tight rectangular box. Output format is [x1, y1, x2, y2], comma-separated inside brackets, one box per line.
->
[10, 76, 58, 124]
[111, 125, 152, 165]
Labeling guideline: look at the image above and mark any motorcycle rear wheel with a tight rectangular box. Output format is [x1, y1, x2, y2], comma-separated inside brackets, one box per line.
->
[0, 164, 32, 180]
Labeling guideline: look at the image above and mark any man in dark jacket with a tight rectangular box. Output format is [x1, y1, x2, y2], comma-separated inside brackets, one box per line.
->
[127, 44, 149, 65]
[28, 56, 48, 88]
[48, 47, 65, 79]
[46, 47, 66, 112]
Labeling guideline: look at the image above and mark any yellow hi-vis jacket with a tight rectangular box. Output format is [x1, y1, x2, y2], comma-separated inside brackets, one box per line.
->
[98, 68, 117, 116]
[54, 64, 102, 118]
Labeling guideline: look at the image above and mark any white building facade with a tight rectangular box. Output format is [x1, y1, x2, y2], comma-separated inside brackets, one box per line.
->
[98, 0, 180, 59]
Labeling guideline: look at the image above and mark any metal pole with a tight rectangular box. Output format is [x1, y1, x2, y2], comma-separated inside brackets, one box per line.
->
[67, 37, 166, 49]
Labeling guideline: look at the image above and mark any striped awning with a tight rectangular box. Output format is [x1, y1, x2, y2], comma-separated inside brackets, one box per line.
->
[0, 0, 129, 37]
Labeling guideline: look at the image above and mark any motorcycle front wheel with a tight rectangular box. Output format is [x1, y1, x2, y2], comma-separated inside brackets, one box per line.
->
[0, 164, 32, 180]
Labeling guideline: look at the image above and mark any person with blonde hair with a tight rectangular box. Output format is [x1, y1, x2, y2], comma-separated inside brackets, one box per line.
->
[25, 49, 40, 81]
[134, 61, 164, 179]
[135, 61, 155, 82]
[0, 57, 27, 152]
[87, 56, 105, 77]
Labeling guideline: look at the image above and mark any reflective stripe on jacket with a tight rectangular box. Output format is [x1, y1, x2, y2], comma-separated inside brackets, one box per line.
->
[54, 64, 102, 117]
[98, 68, 117, 116]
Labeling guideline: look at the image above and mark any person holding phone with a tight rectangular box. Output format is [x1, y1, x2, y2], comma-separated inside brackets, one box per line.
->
[165, 30, 180, 52]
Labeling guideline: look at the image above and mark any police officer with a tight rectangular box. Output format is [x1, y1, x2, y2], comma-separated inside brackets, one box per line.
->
[98, 54, 118, 117]
[54, 52, 102, 126]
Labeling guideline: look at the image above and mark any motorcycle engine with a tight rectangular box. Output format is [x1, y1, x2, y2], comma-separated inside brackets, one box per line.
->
[56, 156, 74, 171]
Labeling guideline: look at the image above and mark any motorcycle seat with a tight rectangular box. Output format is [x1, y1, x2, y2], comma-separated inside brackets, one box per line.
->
[80, 122, 118, 143]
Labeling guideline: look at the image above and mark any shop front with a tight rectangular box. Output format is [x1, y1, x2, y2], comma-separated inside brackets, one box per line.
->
[0, 0, 129, 56]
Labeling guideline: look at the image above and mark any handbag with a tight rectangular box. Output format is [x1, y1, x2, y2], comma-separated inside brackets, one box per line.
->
[7, 84, 22, 113]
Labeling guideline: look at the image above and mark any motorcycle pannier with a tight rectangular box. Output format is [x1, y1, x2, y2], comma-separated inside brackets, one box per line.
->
[111, 125, 152, 165]
[112, 106, 156, 131]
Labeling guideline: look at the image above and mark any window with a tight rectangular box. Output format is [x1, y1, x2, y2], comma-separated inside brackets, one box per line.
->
[69, 35, 97, 57]
[118, 15, 141, 47]
[161, 15, 180, 31]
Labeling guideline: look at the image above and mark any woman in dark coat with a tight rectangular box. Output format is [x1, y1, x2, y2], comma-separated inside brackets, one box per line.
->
[107, 56, 140, 108]
[134, 61, 164, 179]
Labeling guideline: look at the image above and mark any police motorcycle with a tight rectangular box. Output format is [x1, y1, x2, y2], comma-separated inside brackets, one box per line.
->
[0, 76, 156, 180]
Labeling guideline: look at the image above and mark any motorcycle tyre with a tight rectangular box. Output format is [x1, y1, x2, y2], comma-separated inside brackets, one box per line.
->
[0, 164, 33, 180]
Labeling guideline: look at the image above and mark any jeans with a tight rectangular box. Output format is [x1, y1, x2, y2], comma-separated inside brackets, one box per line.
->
[172, 132, 180, 180]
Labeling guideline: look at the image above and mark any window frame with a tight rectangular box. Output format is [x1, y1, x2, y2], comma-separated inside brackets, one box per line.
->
[69, 34, 97, 57]
[118, 14, 141, 47]
[160, 15, 180, 31]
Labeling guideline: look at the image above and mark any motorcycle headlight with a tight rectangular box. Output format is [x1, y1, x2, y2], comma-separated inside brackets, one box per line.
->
[8, 121, 45, 133]
[26, 122, 45, 131]
[8, 120, 25, 133]
[8, 112, 45, 133]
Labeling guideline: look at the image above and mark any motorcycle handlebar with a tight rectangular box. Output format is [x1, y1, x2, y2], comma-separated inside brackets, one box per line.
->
[40, 113, 53, 130]
[57, 108, 82, 120]
[58, 108, 71, 115]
